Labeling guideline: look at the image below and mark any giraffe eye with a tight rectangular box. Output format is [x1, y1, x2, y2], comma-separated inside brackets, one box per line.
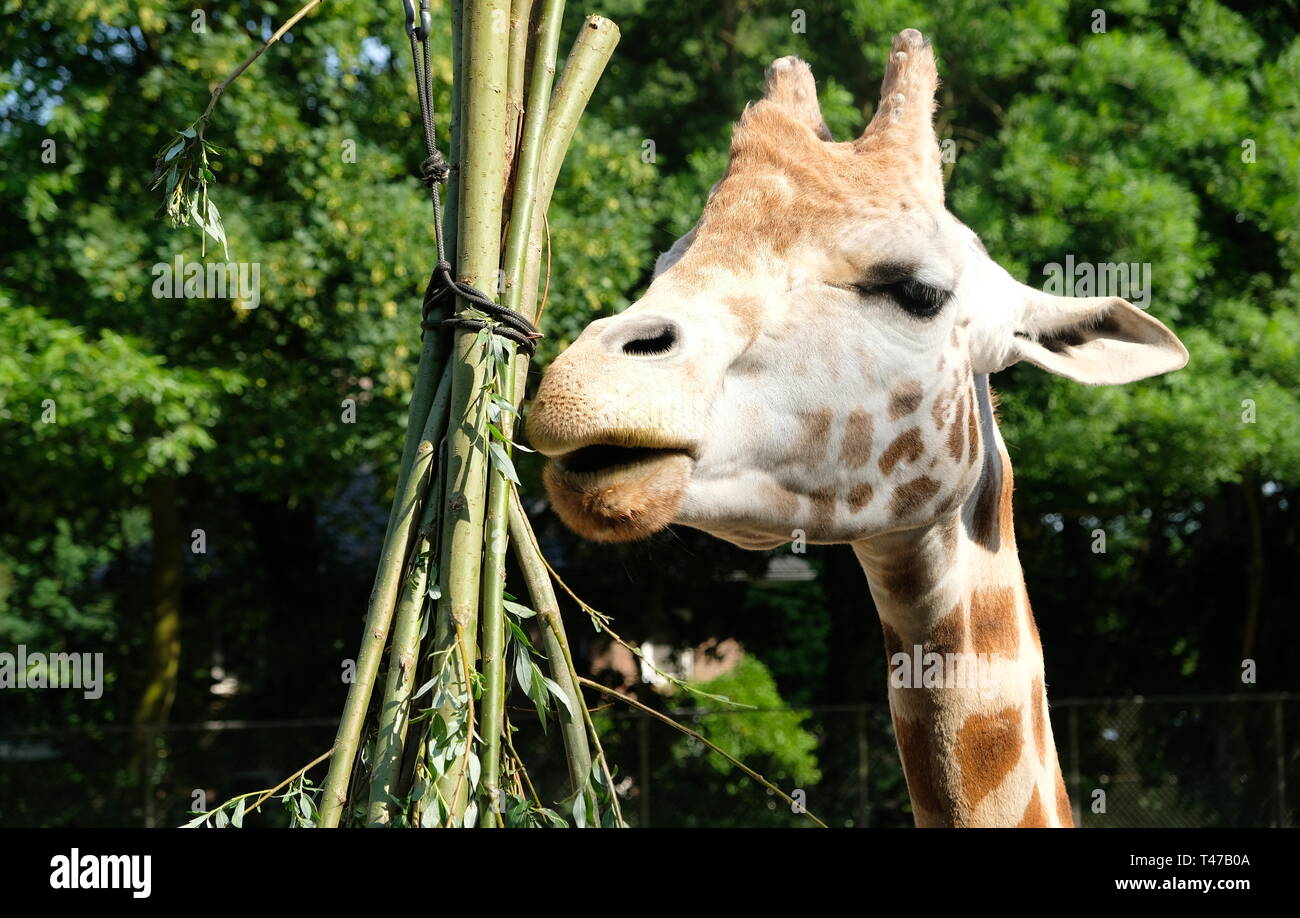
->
[854, 278, 951, 318]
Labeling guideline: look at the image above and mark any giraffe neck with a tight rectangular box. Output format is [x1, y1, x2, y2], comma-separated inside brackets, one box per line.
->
[851, 376, 1073, 827]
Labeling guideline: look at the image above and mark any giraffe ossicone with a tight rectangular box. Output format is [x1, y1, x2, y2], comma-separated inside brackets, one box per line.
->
[526, 29, 1188, 827]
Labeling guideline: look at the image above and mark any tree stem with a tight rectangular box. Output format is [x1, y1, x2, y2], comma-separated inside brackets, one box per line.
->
[364, 366, 453, 825]
[430, 0, 513, 823]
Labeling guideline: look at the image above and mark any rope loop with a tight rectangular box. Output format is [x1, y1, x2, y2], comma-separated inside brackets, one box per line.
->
[405, 20, 542, 358]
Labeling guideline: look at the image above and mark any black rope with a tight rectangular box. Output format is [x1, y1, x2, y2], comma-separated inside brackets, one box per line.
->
[404, 0, 541, 356]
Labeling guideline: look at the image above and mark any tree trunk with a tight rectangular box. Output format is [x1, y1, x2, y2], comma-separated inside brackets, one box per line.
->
[132, 476, 183, 826]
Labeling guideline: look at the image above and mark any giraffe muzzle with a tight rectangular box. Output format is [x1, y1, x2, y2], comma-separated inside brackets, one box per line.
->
[541, 444, 693, 542]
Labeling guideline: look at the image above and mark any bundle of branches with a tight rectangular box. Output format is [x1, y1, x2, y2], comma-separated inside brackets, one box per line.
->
[303, 3, 623, 828]
[158, 0, 826, 832]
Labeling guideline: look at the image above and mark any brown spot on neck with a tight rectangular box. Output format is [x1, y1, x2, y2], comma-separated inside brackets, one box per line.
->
[969, 586, 1019, 656]
[1031, 676, 1046, 764]
[956, 706, 1023, 808]
[893, 715, 952, 823]
[927, 603, 965, 655]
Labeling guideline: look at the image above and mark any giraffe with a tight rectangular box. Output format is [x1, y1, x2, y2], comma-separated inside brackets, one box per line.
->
[525, 29, 1188, 827]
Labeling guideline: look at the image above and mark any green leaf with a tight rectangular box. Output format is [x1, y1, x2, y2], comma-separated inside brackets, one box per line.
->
[488, 441, 520, 485]
[503, 600, 535, 618]
[464, 800, 478, 828]
[163, 141, 183, 162]
[232, 797, 245, 828]
[572, 791, 587, 829]
[543, 677, 576, 720]
[205, 198, 229, 259]
[514, 647, 533, 694]
[527, 666, 551, 732]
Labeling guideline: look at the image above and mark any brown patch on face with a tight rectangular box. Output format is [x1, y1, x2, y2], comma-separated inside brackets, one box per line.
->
[1031, 677, 1046, 765]
[950, 326, 960, 348]
[888, 381, 923, 420]
[847, 482, 874, 511]
[946, 391, 965, 461]
[1016, 786, 1050, 828]
[889, 475, 939, 518]
[893, 716, 946, 817]
[722, 295, 762, 347]
[879, 427, 924, 476]
[839, 409, 874, 469]
[956, 706, 1023, 808]
[927, 604, 965, 655]
[793, 409, 832, 469]
[1054, 768, 1074, 827]
[969, 587, 1019, 656]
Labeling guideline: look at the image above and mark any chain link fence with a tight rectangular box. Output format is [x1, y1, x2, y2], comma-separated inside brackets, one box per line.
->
[1, 694, 1293, 827]
[599, 692, 1298, 828]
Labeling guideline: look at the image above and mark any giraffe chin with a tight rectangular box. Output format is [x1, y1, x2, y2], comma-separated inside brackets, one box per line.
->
[542, 449, 691, 543]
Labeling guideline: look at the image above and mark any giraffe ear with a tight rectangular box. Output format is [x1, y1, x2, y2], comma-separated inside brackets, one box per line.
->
[653, 225, 696, 279]
[1010, 294, 1189, 385]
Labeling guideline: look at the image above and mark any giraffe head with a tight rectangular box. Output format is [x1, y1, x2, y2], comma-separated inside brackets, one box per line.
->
[527, 29, 1187, 548]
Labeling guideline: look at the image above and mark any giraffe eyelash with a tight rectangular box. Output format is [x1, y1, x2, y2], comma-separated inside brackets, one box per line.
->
[851, 277, 952, 318]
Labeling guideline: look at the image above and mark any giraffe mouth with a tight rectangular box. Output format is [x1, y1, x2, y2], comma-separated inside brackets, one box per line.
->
[542, 443, 693, 542]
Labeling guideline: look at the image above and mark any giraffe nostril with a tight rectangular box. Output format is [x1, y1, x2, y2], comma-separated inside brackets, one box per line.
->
[624, 325, 677, 356]
[609, 315, 682, 358]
